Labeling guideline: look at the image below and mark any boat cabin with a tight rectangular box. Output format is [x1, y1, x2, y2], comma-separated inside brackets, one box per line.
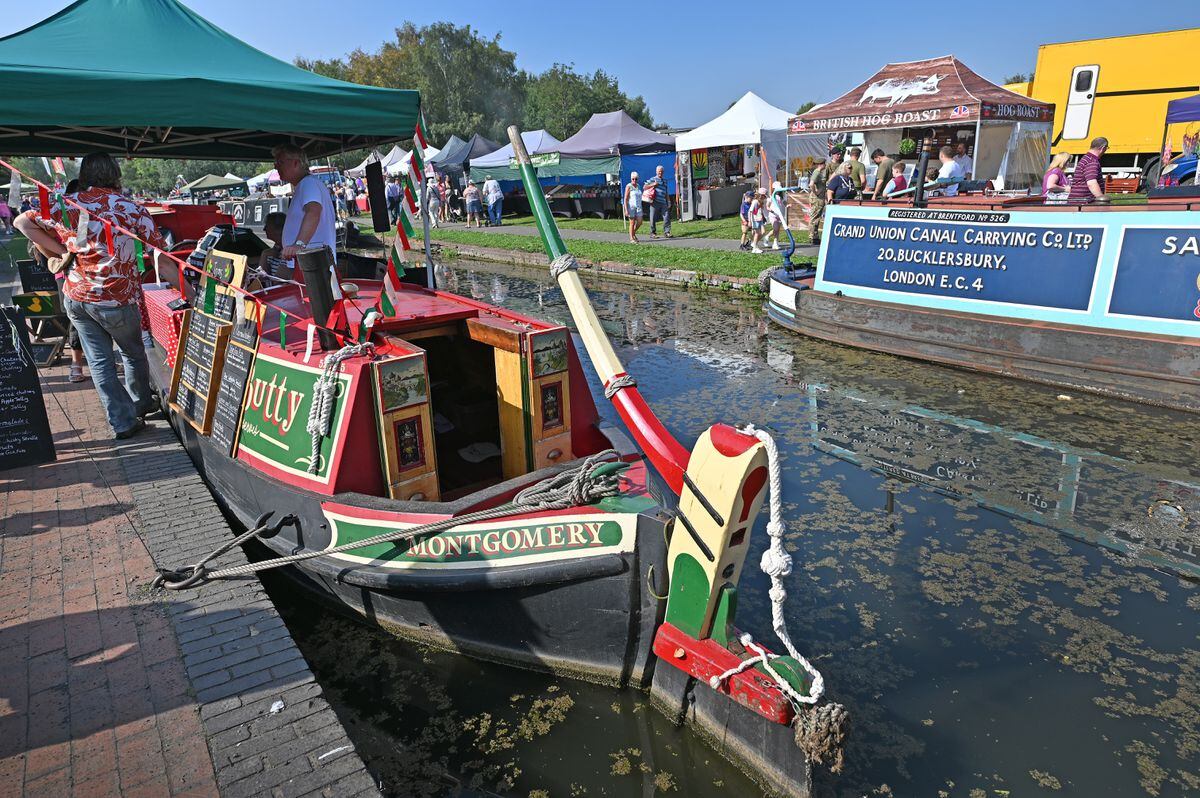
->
[142, 256, 609, 506]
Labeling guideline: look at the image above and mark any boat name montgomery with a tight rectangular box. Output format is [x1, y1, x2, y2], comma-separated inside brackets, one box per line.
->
[833, 222, 1095, 252]
[245, 374, 305, 435]
[401, 521, 612, 560]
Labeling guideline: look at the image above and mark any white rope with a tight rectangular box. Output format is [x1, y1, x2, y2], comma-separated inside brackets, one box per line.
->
[708, 424, 825, 706]
[306, 343, 374, 474]
[549, 253, 579, 280]
[604, 373, 637, 399]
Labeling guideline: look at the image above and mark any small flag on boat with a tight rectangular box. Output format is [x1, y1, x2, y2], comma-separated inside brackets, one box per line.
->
[358, 309, 380, 342]
[950, 105, 969, 119]
[279, 309, 288, 347]
[379, 255, 403, 318]
[135, 240, 145, 273]
[38, 185, 51, 220]
[51, 157, 66, 176]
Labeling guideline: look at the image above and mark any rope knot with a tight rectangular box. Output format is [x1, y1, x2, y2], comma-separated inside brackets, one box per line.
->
[604, 373, 637, 400]
[760, 547, 792, 578]
[549, 253, 580, 280]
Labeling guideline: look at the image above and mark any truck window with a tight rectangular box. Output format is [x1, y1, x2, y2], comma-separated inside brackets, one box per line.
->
[1074, 69, 1093, 93]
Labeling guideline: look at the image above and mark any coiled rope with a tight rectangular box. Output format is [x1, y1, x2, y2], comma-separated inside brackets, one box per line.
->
[604, 373, 638, 399]
[306, 343, 374, 474]
[153, 450, 625, 590]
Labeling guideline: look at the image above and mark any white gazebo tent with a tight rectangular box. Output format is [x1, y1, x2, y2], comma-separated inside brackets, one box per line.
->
[675, 91, 793, 152]
[387, 145, 440, 176]
[380, 144, 409, 174]
[345, 150, 382, 178]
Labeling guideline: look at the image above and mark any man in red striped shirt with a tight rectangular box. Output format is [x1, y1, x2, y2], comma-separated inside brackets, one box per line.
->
[1068, 137, 1109, 204]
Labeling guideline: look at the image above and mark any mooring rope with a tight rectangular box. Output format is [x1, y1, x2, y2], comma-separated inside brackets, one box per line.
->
[152, 450, 624, 590]
[305, 343, 373, 474]
[705, 424, 850, 770]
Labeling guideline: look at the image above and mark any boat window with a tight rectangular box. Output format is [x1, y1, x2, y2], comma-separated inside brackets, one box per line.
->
[1074, 69, 1093, 93]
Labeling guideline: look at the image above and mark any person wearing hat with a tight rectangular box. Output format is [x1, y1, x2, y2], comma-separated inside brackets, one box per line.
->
[623, 172, 644, 243]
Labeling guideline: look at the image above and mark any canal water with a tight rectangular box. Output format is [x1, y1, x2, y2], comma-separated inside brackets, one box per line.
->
[267, 259, 1199, 798]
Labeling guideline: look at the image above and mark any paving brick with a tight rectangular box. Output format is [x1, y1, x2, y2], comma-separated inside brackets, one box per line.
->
[1, 362, 379, 798]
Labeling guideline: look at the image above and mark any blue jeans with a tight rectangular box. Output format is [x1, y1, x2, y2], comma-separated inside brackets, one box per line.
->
[488, 197, 503, 225]
[63, 297, 153, 435]
[649, 201, 671, 235]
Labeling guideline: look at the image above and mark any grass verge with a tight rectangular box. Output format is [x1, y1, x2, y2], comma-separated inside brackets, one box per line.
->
[429, 229, 808, 280]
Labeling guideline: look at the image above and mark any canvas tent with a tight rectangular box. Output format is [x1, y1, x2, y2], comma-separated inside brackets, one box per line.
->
[789, 56, 1054, 190]
[380, 144, 409, 173]
[345, 150, 382, 178]
[468, 130, 562, 182]
[428, 134, 500, 172]
[181, 174, 246, 194]
[0, 0, 419, 159]
[557, 110, 675, 158]
[675, 92, 792, 151]
[387, 145, 439, 176]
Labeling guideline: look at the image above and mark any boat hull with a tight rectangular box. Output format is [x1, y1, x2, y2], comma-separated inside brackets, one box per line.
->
[147, 346, 669, 687]
[768, 271, 1200, 413]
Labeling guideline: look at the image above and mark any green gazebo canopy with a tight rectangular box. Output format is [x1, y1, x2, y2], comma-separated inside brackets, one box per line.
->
[0, 0, 419, 160]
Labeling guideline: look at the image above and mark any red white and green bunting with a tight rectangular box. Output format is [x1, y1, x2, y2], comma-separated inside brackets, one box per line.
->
[414, 112, 430, 153]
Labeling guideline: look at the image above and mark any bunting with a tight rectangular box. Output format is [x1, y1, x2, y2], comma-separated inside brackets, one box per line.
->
[38, 185, 51, 220]
[414, 112, 430, 152]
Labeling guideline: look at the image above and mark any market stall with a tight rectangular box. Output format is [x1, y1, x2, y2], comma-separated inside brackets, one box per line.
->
[789, 55, 1054, 192]
[534, 110, 675, 218]
[345, 150, 382, 178]
[180, 173, 247, 200]
[674, 91, 791, 219]
[428, 133, 501, 177]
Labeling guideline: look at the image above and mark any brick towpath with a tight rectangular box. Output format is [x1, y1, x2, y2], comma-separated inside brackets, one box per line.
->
[0, 362, 381, 798]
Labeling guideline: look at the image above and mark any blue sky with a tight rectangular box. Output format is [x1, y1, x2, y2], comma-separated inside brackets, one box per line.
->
[6, 1, 1200, 128]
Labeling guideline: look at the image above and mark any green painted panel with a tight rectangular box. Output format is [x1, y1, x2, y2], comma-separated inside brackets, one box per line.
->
[664, 553, 711, 639]
[710, 584, 737, 647]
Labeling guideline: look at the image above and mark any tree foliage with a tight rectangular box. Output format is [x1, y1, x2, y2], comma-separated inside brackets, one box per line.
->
[297, 25, 655, 145]
[298, 22, 525, 144]
[523, 64, 653, 140]
[1003, 72, 1032, 85]
[795, 101, 816, 116]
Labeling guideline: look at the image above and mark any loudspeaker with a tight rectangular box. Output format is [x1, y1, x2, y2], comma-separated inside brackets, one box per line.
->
[366, 161, 390, 233]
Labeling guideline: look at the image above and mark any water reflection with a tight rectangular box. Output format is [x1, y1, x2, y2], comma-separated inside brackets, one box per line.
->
[280, 261, 1199, 797]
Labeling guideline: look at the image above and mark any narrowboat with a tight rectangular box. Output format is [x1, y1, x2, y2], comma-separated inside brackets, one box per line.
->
[768, 197, 1200, 412]
[129, 127, 843, 795]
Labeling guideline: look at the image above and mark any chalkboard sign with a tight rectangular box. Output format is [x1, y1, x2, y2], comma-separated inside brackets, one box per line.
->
[17, 259, 57, 293]
[210, 320, 260, 456]
[201, 250, 248, 323]
[168, 308, 231, 434]
[0, 306, 56, 471]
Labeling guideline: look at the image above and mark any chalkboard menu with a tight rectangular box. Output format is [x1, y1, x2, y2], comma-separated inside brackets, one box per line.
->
[0, 307, 56, 471]
[209, 319, 260, 456]
[168, 308, 231, 434]
[17, 259, 57, 293]
[201, 251, 248, 323]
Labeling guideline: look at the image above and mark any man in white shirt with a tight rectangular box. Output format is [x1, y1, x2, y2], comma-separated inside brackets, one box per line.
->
[937, 146, 965, 197]
[482, 175, 503, 226]
[953, 142, 974, 180]
[272, 143, 337, 268]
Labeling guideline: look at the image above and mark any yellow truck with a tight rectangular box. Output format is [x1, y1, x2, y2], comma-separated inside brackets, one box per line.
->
[1005, 27, 1200, 175]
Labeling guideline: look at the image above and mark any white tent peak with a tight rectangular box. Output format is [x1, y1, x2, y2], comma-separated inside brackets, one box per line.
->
[676, 92, 794, 151]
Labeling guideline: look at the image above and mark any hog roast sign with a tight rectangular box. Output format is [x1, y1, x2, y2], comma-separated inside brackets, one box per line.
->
[788, 56, 1052, 133]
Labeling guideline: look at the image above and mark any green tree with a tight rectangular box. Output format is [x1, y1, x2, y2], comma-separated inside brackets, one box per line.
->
[297, 22, 525, 144]
[523, 64, 654, 140]
[1003, 72, 1032, 84]
[795, 101, 816, 116]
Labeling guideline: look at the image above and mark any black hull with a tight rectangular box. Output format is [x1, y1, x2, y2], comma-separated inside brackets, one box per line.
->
[148, 344, 812, 796]
[768, 271, 1200, 413]
[147, 347, 667, 686]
